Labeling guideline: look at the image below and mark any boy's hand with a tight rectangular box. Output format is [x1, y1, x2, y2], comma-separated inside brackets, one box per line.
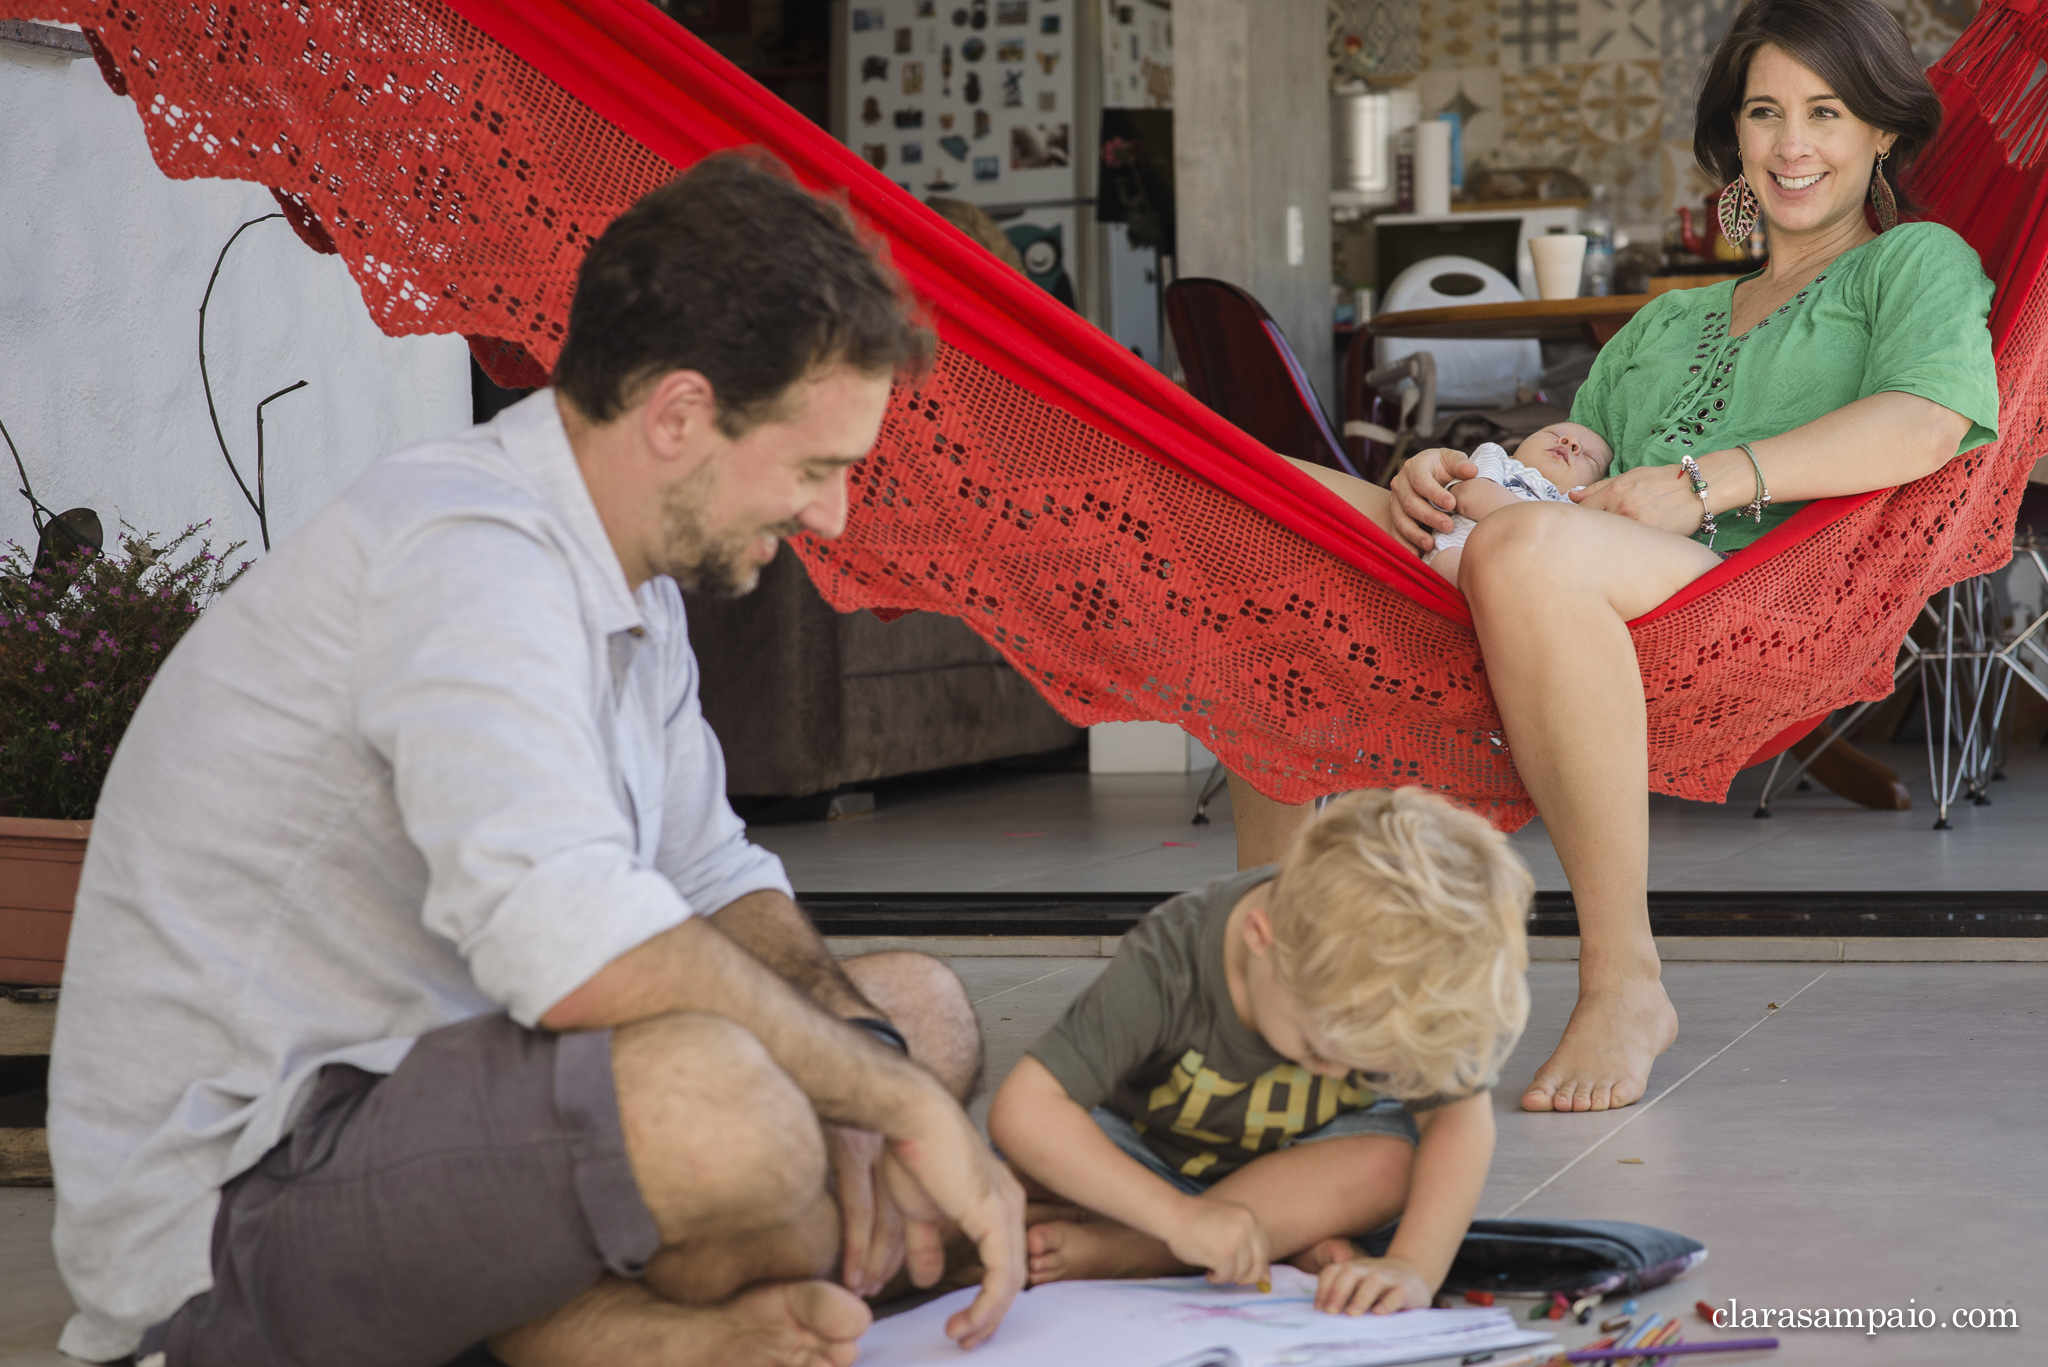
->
[1314, 1253, 1432, 1315]
[1167, 1196, 1271, 1289]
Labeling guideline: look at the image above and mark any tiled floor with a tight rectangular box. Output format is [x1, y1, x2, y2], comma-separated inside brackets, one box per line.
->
[3, 957, 2041, 1365]
[756, 741, 2048, 895]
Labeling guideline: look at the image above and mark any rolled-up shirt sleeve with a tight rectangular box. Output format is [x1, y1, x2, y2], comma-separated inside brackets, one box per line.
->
[355, 514, 695, 1026]
[654, 597, 793, 913]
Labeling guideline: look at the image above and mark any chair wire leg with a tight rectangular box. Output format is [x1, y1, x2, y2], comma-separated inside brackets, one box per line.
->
[1928, 586, 1960, 829]
[1753, 751, 1788, 818]
[1191, 762, 1229, 825]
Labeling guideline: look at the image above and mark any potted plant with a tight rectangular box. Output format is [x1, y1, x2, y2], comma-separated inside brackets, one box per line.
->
[0, 523, 242, 984]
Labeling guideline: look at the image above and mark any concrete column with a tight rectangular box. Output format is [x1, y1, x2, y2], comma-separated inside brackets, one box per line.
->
[1172, 0, 1332, 412]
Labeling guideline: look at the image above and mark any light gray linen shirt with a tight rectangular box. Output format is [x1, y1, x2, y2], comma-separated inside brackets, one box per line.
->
[48, 390, 791, 1361]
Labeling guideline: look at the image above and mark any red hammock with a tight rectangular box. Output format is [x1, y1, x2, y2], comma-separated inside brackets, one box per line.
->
[13, 0, 2048, 828]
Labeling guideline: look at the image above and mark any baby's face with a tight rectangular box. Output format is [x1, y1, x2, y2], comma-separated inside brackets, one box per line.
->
[1513, 422, 1611, 490]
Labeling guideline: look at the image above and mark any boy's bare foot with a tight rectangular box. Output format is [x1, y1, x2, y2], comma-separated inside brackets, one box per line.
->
[1025, 1198, 1094, 1226]
[1521, 976, 1678, 1113]
[1027, 1219, 1187, 1284]
[493, 1277, 871, 1367]
[1287, 1237, 1362, 1276]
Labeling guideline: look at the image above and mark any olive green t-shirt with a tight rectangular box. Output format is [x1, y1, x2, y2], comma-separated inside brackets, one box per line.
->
[1572, 222, 2000, 553]
[1027, 868, 1465, 1182]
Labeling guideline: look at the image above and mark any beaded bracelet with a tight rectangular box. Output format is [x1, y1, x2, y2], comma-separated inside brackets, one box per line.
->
[1735, 442, 1772, 523]
[1678, 455, 1717, 545]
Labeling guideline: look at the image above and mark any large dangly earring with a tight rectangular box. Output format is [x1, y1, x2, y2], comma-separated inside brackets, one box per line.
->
[1869, 148, 1899, 232]
[1718, 169, 1761, 246]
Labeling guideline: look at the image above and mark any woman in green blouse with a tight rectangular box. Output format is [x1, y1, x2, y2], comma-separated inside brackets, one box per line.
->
[1241, 0, 2001, 1117]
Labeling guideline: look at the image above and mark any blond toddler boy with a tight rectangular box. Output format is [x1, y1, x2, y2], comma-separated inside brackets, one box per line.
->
[988, 789, 1530, 1316]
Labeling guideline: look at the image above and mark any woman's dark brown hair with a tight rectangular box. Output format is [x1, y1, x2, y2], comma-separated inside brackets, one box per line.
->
[1693, 0, 1943, 215]
[554, 149, 933, 432]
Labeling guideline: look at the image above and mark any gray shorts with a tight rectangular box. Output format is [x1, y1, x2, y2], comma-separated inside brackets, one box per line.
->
[1089, 1101, 1418, 1197]
[141, 1012, 660, 1367]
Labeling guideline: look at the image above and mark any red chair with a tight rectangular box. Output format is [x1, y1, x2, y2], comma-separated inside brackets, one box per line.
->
[1164, 278, 1361, 478]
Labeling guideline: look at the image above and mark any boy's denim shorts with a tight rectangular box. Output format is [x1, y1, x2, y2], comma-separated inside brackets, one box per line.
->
[1089, 1101, 1418, 1196]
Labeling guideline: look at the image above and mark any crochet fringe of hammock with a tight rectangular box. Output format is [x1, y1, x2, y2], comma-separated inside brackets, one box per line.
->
[10, 0, 2046, 829]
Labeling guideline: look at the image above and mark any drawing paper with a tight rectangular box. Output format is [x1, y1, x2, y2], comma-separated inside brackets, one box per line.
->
[859, 1268, 1555, 1367]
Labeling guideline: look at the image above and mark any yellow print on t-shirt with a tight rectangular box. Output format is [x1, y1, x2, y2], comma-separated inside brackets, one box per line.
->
[1142, 1049, 1378, 1178]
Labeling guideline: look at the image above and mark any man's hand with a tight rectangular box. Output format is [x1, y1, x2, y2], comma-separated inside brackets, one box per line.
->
[826, 1125, 905, 1299]
[1389, 449, 1479, 551]
[1165, 1196, 1271, 1290]
[1313, 1252, 1432, 1315]
[1568, 462, 1711, 535]
[543, 918, 1021, 1348]
[875, 1090, 1027, 1349]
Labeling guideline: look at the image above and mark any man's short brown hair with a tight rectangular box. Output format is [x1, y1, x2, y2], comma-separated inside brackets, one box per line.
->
[553, 150, 933, 433]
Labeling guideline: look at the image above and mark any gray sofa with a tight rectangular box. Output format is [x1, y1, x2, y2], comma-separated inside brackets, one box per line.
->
[683, 546, 1080, 799]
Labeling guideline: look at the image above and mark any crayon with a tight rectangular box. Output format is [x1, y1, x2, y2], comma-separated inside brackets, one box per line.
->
[1694, 1300, 1717, 1324]
[1565, 1341, 1778, 1362]
[1466, 1289, 1496, 1306]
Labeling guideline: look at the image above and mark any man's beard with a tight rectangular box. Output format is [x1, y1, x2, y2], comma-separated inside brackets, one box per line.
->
[656, 471, 802, 599]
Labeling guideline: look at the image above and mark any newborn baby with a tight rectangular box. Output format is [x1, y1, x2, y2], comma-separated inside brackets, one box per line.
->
[1425, 422, 1612, 584]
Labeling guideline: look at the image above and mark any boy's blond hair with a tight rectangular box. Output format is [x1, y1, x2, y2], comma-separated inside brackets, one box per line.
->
[1267, 788, 1531, 1101]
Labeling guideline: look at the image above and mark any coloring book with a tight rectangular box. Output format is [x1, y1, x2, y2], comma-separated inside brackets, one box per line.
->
[858, 1267, 1557, 1366]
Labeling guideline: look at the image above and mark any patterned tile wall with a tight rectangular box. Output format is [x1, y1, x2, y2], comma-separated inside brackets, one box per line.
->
[1326, 0, 1980, 240]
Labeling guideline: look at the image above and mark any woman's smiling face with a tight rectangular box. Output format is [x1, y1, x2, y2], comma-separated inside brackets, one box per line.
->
[1737, 43, 1897, 240]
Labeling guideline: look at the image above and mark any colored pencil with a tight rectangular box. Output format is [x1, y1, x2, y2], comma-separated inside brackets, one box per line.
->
[1564, 1341, 1779, 1361]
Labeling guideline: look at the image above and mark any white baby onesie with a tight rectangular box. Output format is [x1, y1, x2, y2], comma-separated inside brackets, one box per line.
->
[1426, 442, 1571, 562]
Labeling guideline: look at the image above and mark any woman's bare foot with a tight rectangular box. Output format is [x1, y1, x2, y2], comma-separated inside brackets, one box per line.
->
[1521, 976, 1678, 1113]
[1027, 1219, 1188, 1284]
[1287, 1237, 1362, 1275]
[493, 1277, 871, 1367]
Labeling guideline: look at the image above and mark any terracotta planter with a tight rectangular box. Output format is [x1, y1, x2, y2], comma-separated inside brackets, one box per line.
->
[0, 816, 90, 986]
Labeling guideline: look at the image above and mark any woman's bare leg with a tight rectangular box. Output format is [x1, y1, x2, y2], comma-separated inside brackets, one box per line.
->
[1281, 456, 1402, 535]
[1460, 503, 1721, 1113]
[1229, 462, 1411, 870]
[1225, 769, 1316, 869]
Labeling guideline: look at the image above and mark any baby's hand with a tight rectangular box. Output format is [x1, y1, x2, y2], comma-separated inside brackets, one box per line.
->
[1313, 1253, 1432, 1315]
[1166, 1196, 1271, 1289]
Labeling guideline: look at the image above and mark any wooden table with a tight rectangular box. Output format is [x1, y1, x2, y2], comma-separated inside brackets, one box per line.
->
[1366, 294, 1653, 346]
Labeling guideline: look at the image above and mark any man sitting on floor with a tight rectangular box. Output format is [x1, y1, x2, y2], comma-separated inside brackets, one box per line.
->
[46, 152, 1024, 1367]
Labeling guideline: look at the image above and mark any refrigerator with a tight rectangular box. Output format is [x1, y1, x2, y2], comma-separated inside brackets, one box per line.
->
[835, 0, 1088, 310]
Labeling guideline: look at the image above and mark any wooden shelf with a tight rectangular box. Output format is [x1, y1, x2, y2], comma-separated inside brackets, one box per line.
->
[1367, 294, 1651, 344]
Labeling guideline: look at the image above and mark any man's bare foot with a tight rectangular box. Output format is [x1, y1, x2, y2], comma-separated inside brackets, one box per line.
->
[493, 1277, 871, 1367]
[1027, 1219, 1187, 1285]
[1522, 977, 1678, 1113]
[1287, 1237, 1362, 1275]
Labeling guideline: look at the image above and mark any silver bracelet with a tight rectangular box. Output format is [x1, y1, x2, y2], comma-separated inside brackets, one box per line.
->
[1678, 455, 1717, 545]
[1734, 442, 1771, 523]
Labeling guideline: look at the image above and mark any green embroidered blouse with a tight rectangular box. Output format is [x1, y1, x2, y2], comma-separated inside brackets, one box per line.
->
[1571, 222, 2001, 552]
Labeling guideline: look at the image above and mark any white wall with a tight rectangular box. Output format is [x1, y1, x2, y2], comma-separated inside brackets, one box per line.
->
[1173, 0, 1334, 412]
[0, 34, 471, 562]
[1088, 721, 1217, 774]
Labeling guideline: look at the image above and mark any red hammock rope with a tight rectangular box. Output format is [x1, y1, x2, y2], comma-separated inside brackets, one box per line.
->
[12, 0, 2047, 827]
